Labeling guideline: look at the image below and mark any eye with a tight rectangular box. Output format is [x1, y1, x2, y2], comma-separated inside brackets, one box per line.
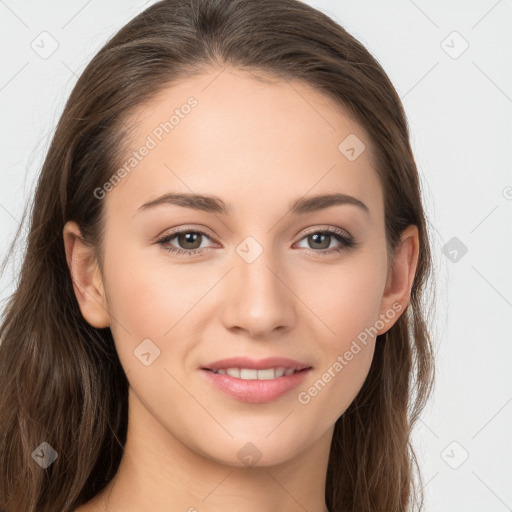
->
[294, 227, 356, 257]
[156, 228, 218, 257]
[156, 226, 357, 258]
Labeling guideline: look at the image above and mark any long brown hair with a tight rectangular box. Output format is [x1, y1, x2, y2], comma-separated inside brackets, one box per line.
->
[0, 0, 435, 510]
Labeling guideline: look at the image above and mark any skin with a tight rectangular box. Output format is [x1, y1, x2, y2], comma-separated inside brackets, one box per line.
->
[65, 66, 419, 512]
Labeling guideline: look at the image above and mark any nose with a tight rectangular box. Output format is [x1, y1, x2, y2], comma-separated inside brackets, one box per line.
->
[221, 245, 296, 338]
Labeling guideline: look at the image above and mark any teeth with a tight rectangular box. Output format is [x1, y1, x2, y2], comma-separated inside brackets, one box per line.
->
[257, 368, 275, 380]
[275, 367, 285, 378]
[240, 368, 258, 380]
[213, 366, 299, 380]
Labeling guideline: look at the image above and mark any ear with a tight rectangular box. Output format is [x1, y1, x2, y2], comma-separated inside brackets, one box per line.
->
[377, 225, 419, 334]
[63, 220, 110, 328]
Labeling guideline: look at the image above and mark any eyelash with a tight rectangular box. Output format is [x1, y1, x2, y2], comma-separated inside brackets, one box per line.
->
[156, 226, 357, 258]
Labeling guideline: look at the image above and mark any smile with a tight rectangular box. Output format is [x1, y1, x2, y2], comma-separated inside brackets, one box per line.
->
[200, 364, 311, 403]
[207, 367, 303, 379]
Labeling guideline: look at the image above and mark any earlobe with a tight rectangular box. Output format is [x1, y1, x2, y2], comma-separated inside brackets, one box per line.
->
[378, 225, 419, 334]
[63, 221, 110, 328]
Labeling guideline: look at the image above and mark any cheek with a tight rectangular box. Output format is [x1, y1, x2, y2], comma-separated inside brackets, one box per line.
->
[102, 242, 208, 338]
[297, 274, 381, 424]
[102, 252, 206, 410]
[294, 251, 386, 416]
[302, 252, 388, 350]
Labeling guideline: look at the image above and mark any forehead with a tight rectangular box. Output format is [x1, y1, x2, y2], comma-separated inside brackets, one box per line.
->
[105, 67, 383, 221]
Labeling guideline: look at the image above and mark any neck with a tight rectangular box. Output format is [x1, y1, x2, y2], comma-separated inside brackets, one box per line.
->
[91, 387, 333, 512]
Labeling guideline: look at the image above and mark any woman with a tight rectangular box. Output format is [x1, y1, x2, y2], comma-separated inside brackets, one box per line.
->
[0, 0, 435, 511]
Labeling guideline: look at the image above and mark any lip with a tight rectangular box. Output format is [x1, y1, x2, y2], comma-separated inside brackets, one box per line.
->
[200, 368, 311, 403]
[200, 356, 312, 404]
[202, 356, 311, 372]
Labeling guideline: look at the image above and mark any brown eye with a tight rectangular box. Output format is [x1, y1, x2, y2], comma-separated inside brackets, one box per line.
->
[157, 229, 217, 257]
[307, 232, 331, 250]
[295, 228, 356, 257]
[175, 232, 203, 250]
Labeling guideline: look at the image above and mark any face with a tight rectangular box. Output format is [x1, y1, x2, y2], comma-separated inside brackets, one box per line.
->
[69, 66, 412, 468]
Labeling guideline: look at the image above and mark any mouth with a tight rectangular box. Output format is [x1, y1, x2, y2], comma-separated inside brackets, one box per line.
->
[200, 356, 312, 403]
[204, 367, 309, 380]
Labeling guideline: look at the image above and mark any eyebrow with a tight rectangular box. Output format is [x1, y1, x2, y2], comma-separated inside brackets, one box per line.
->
[136, 192, 370, 216]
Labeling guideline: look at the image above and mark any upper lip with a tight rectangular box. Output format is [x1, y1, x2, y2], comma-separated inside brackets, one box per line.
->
[202, 356, 312, 371]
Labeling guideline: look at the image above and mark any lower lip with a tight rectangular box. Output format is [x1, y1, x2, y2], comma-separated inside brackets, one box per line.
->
[200, 368, 311, 403]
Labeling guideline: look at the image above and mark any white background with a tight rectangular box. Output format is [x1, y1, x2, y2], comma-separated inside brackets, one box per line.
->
[1, 1, 511, 510]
